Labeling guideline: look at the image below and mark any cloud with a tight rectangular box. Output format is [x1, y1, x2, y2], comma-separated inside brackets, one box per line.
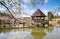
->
[41, 0, 48, 6]
[24, 9, 36, 16]
[0, 5, 7, 12]
[23, 0, 31, 2]
[42, 10, 48, 15]
[44, 0, 48, 3]
[29, 9, 36, 15]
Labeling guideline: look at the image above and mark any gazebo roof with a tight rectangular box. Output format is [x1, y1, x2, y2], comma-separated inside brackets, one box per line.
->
[32, 9, 46, 17]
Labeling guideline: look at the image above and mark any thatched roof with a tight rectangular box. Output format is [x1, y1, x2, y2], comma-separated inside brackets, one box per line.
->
[32, 9, 46, 17]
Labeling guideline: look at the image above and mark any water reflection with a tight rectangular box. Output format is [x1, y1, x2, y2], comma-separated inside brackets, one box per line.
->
[31, 27, 53, 39]
[43, 26, 60, 39]
[0, 26, 58, 39]
[0, 28, 34, 39]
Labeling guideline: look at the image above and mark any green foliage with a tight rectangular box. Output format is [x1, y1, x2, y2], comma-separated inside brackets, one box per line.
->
[49, 24, 53, 27]
[47, 12, 54, 20]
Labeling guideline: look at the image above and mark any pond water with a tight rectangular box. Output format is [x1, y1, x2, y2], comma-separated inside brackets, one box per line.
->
[0, 26, 60, 39]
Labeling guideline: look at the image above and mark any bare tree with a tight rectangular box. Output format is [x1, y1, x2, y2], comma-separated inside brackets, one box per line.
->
[0, 2, 12, 15]
[0, 0, 47, 18]
[52, 6, 60, 16]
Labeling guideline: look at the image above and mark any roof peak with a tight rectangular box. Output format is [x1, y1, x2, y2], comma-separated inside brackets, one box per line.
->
[32, 9, 46, 17]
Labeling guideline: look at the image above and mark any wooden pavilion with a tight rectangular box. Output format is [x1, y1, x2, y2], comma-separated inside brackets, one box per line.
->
[31, 9, 48, 26]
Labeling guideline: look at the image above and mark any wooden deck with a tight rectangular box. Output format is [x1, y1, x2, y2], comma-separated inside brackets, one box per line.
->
[31, 20, 49, 26]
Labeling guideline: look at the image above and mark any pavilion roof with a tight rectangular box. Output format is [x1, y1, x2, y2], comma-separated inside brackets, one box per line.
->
[32, 9, 46, 17]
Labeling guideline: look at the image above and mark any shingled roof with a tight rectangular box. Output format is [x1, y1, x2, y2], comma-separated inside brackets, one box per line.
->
[32, 9, 46, 17]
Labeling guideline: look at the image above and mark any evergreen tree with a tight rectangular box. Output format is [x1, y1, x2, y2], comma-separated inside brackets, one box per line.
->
[48, 12, 54, 20]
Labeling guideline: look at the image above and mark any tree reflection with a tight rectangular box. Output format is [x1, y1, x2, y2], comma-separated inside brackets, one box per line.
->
[0, 27, 54, 39]
[31, 27, 53, 39]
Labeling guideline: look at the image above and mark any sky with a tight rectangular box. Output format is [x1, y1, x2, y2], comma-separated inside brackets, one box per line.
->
[0, 0, 60, 16]
[39, 0, 60, 15]
[23, 0, 60, 16]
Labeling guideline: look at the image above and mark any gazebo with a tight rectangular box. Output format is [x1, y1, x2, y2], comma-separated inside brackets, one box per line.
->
[31, 9, 47, 26]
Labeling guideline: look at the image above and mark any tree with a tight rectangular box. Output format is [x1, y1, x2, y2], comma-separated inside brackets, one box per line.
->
[47, 12, 54, 20]
[0, 2, 13, 16]
[52, 6, 60, 16]
[0, 0, 47, 18]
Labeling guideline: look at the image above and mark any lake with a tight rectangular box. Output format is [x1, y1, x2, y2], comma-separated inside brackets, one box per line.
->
[0, 26, 60, 39]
